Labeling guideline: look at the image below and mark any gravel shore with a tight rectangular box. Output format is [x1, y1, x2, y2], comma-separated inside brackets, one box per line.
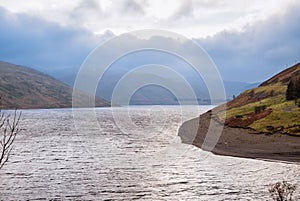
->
[178, 110, 300, 163]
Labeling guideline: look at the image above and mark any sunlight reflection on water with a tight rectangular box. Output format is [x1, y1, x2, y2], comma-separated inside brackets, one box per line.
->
[0, 106, 299, 200]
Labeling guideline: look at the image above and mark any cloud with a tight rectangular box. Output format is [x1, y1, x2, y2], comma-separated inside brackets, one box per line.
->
[0, 0, 293, 38]
[171, 0, 194, 20]
[0, 6, 106, 73]
[121, 0, 145, 15]
[198, 2, 300, 82]
[0, 1, 299, 86]
[70, 0, 105, 25]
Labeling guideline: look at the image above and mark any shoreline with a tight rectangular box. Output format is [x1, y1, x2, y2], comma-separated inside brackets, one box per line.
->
[178, 111, 300, 164]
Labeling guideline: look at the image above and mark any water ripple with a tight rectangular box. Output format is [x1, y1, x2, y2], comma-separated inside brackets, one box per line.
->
[0, 106, 299, 200]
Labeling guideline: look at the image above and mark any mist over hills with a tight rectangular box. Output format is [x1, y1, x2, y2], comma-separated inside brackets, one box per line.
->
[48, 49, 258, 105]
[0, 57, 258, 107]
[53, 67, 257, 105]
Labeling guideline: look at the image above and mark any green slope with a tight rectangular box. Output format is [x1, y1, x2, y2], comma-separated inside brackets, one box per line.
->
[213, 63, 300, 135]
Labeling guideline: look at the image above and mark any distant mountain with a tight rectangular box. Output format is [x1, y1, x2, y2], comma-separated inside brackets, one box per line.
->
[0, 61, 110, 109]
[129, 85, 178, 105]
[53, 67, 256, 105]
[40, 47, 258, 105]
[127, 81, 257, 105]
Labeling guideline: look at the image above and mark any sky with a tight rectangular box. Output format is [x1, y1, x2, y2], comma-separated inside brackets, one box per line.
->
[0, 0, 299, 83]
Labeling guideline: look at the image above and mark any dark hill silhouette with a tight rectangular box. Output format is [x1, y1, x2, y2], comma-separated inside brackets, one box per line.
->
[0, 61, 109, 109]
[260, 62, 300, 86]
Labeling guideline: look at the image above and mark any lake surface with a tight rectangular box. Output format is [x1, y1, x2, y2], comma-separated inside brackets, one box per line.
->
[0, 106, 299, 200]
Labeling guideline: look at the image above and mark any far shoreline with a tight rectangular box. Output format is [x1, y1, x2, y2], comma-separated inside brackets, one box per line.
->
[2, 104, 214, 111]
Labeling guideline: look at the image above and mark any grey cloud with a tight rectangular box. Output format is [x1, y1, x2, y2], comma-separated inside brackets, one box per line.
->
[193, 0, 230, 9]
[121, 0, 146, 15]
[70, 0, 104, 23]
[198, 2, 300, 83]
[0, 7, 102, 74]
[1, 0, 299, 87]
[171, 0, 194, 20]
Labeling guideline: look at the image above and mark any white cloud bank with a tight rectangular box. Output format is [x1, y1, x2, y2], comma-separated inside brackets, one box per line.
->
[0, 0, 294, 37]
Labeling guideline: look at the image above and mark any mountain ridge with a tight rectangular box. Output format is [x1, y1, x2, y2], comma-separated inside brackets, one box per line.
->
[0, 61, 110, 109]
[260, 63, 300, 86]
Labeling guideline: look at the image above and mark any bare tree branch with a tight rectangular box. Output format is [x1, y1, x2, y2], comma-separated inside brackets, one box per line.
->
[0, 109, 21, 169]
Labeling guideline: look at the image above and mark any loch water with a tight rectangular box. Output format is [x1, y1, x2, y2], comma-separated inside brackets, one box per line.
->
[0, 106, 299, 200]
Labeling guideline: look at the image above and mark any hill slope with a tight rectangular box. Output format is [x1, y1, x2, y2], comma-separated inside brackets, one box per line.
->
[215, 62, 300, 135]
[179, 62, 300, 162]
[0, 61, 110, 109]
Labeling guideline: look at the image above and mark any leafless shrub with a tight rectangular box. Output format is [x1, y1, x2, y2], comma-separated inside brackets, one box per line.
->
[268, 180, 297, 201]
[0, 109, 21, 169]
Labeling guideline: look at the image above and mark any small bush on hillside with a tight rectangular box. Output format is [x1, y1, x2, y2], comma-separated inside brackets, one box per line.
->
[286, 75, 300, 101]
[254, 105, 266, 114]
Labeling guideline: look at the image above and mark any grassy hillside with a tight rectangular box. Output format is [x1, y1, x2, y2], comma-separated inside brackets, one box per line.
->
[212, 63, 300, 135]
[0, 61, 110, 109]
